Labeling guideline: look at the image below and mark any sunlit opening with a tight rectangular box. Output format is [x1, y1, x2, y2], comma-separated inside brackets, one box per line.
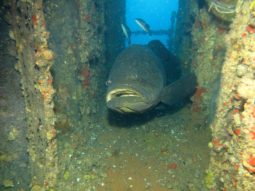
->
[126, 0, 179, 48]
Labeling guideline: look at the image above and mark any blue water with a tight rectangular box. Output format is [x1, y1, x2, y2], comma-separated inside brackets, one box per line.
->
[126, 0, 179, 47]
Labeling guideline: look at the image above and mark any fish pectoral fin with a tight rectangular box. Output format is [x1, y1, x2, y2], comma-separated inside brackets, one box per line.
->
[160, 73, 197, 106]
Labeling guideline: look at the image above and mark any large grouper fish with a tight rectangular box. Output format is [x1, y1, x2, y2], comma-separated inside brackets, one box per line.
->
[106, 40, 196, 113]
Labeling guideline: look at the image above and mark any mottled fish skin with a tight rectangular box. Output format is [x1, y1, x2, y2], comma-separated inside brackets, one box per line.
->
[135, 18, 151, 35]
[106, 44, 165, 113]
[148, 40, 181, 83]
[106, 41, 197, 114]
[160, 73, 197, 106]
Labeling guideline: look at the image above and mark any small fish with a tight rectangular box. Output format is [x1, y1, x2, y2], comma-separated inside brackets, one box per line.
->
[121, 23, 131, 45]
[135, 18, 151, 35]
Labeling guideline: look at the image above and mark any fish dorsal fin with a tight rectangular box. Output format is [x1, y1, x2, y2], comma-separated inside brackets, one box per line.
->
[160, 74, 197, 106]
[147, 40, 181, 83]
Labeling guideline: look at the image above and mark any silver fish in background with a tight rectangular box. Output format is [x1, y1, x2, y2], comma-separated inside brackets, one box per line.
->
[135, 18, 151, 35]
[121, 23, 131, 45]
[106, 41, 196, 113]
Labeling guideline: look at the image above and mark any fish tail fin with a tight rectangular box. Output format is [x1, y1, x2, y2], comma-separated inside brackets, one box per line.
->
[160, 73, 197, 106]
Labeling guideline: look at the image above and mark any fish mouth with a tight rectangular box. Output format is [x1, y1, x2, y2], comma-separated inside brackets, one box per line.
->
[106, 88, 149, 113]
[106, 89, 142, 102]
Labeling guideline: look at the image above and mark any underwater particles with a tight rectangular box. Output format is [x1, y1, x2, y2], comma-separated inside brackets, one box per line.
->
[106, 40, 196, 113]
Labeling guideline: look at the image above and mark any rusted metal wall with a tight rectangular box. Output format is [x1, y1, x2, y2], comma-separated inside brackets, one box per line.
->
[0, 1, 30, 189]
[105, 0, 125, 64]
[44, 0, 107, 135]
[207, 1, 255, 190]
[175, 0, 255, 190]
[6, 0, 57, 189]
[174, 0, 198, 71]
[5, 0, 107, 190]
[43, 2, 107, 189]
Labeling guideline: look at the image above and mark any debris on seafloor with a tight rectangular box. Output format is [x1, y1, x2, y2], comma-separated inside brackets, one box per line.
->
[191, 86, 208, 112]
[79, 65, 91, 88]
[167, 162, 178, 170]
[2, 179, 14, 188]
[7, 127, 18, 141]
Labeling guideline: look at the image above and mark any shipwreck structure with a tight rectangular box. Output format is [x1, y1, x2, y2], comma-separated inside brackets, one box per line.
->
[0, 0, 254, 190]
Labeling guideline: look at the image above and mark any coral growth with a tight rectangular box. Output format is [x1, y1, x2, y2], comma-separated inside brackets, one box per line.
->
[80, 66, 90, 88]
[191, 86, 207, 112]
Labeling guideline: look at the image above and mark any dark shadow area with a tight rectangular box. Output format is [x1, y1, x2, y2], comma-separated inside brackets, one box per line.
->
[0, 4, 30, 190]
[197, 0, 206, 8]
[107, 109, 158, 127]
[148, 40, 182, 83]
[107, 98, 192, 128]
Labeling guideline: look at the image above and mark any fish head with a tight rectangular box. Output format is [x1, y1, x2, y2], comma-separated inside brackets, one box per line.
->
[106, 45, 165, 114]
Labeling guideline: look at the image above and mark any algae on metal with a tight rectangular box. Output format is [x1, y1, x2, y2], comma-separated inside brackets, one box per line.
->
[175, 0, 255, 190]
[206, 1, 255, 190]
[6, 0, 58, 189]
[205, 0, 237, 22]
[2, 0, 255, 190]
[44, 0, 107, 190]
